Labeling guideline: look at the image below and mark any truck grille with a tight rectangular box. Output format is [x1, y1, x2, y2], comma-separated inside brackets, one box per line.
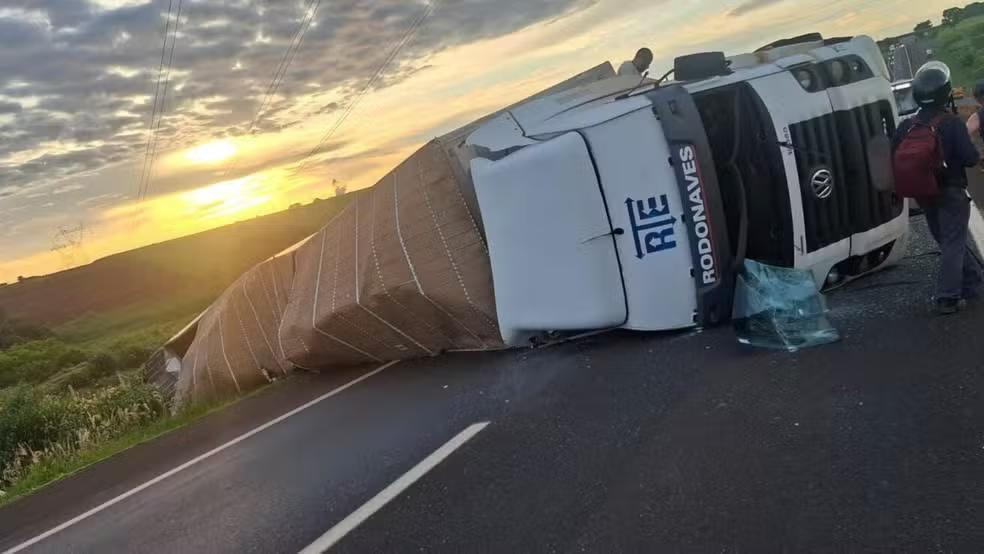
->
[693, 84, 795, 267]
[788, 101, 902, 252]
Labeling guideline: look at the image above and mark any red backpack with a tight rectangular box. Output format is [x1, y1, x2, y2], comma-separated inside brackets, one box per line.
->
[892, 115, 945, 199]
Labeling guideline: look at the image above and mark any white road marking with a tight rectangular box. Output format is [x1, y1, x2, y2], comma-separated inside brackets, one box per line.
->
[3, 361, 400, 554]
[299, 421, 490, 554]
[968, 198, 984, 259]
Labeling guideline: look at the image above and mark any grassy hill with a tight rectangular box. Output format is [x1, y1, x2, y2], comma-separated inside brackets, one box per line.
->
[0, 195, 351, 497]
[0, 193, 350, 398]
[0, 196, 348, 331]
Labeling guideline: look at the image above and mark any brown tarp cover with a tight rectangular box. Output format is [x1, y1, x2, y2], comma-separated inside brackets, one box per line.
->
[169, 140, 502, 405]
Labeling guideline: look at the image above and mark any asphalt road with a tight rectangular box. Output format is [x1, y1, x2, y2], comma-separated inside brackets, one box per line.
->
[2, 217, 984, 552]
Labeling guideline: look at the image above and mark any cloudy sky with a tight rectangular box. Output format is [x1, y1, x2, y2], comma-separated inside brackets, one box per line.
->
[0, 0, 959, 282]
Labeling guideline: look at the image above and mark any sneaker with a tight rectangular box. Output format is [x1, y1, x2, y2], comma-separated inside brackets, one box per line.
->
[937, 298, 962, 315]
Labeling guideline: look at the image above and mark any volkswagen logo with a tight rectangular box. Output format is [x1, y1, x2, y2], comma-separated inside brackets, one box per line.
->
[810, 168, 834, 199]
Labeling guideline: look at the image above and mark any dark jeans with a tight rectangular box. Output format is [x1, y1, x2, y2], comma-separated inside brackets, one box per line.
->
[923, 187, 983, 300]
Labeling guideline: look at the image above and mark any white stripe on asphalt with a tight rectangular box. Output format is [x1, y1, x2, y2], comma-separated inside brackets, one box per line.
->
[3, 361, 400, 554]
[299, 421, 490, 554]
[968, 199, 984, 259]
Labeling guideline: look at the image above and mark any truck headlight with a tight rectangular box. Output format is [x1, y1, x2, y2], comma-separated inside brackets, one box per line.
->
[794, 69, 816, 91]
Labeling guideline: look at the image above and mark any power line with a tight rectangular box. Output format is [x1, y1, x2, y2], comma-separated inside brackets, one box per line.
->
[298, 0, 438, 169]
[138, 0, 181, 201]
[50, 222, 88, 269]
[224, 0, 322, 176]
[293, 0, 442, 175]
[248, 0, 321, 136]
[141, 0, 184, 201]
[135, 0, 174, 202]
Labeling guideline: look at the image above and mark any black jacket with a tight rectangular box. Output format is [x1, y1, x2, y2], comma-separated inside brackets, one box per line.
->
[892, 107, 980, 188]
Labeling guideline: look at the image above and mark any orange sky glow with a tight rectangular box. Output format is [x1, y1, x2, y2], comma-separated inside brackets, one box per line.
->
[0, 0, 961, 283]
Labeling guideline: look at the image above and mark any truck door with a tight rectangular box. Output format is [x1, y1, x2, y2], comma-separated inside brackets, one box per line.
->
[748, 52, 903, 275]
[817, 52, 905, 257]
[746, 70, 853, 273]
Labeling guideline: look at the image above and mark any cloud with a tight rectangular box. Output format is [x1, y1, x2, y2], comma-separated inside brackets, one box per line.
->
[52, 183, 85, 194]
[0, 0, 592, 199]
[1, 0, 95, 30]
[11, 0, 946, 283]
[0, 101, 22, 114]
[729, 0, 783, 17]
[78, 192, 123, 207]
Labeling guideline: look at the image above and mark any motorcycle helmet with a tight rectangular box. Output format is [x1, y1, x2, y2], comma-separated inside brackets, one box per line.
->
[912, 61, 952, 107]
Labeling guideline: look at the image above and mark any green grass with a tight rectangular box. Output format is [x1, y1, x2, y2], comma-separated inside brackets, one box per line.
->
[0, 336, 154, 392]
[0, 340, 85, 388]
[0, 299, 216, 504]
[0, 395, 239, 507]
[0, 297, 204, 393]
[934, 14, 984, 90]
[0, 196, 344, 506]
[54, 296, 208, 347]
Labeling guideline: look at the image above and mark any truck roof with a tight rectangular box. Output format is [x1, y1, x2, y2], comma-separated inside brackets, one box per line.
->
[467, 35, 886, 154]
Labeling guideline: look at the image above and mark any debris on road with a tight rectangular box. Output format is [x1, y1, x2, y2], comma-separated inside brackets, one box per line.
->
[732, 260, 840, 352]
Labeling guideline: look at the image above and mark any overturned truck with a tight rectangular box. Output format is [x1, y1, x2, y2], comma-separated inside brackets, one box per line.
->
[155, 33, 908, 405]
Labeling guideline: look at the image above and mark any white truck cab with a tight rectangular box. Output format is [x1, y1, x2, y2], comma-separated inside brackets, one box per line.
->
[467, 34, 908, 346]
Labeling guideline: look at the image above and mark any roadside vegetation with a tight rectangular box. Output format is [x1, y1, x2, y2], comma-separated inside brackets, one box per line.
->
[0, 379, 167, 499]
[0, 305, 204, 503]
[0, 307, 190, 393]
[899, 3, 984, 90]
[0, 197, 346, 504]
[933, 14, 984, 90]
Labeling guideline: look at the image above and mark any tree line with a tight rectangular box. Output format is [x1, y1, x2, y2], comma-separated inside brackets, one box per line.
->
[913, 2, 984, 34]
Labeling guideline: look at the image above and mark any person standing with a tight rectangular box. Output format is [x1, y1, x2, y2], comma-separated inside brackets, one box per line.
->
[617, 48, 653, 77]
[964, 80, 984, 142]
[964, 80, 984, 175]
[893, 62, 982, 314]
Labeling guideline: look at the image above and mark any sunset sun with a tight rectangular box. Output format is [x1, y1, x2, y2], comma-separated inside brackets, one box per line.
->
[185, 139, 236, 164]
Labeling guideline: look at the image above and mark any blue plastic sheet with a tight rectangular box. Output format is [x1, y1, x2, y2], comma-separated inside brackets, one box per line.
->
[732, 260, 840, 352]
